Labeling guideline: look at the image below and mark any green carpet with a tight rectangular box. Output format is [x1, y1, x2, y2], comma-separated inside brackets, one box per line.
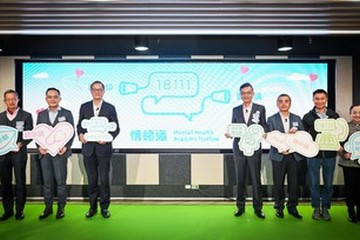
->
[0, 203, 358, 240]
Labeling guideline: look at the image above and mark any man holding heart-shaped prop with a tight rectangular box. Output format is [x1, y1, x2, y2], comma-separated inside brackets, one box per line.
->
[25, 88, 74, 220]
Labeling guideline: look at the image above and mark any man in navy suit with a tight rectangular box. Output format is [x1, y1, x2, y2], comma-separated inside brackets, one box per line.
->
[77, 81, 120, 219]
[267, 94, 304, 219]
[0, 89, 33, 221]
[226, 82, 267, 219]
[37, 87, 74, 220]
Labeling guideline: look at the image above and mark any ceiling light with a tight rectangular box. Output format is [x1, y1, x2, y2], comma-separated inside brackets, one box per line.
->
[134, 37, 149, 52]
[277, 38, 293, 52]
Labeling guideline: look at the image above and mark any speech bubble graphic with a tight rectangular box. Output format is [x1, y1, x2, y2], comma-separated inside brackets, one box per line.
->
[141, 89, 231, 121]
[315, 118, 349, 150]
[0, 126, 19, 156]
[81, 116, 117, 142]
[119, 72, 200, 99]
[344, 132, 360, 162]
[227, 123, 264, 157]
[23, 122, 74, 157]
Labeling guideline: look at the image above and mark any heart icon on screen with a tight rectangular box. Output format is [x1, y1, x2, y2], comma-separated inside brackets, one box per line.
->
[24, 122, 74, 157]
[75, 68, 84, 78]
[309, 73, 318, 81]
[240, 66, 249, 74]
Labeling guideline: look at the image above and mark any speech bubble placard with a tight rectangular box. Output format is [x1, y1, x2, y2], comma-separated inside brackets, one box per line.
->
[344, 132, 360, 163]
[81, 116, 117, 142]
[0, 125, 19, 156]
[266, 130, 319, 157]
[314, 118, 349, 151]
[24, 122, 74, 157]
[227, 123, 264, 157]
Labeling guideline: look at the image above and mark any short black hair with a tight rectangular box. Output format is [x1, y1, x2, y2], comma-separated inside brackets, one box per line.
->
[90, 81, 105, 90]
[46, 87, 61, 96]
[239, 82, 253, 92]
[349, 104, 360, 114]
[277, 93, 291, 102]
[3, 89, 19, 99]
[312, 89, 328, 97]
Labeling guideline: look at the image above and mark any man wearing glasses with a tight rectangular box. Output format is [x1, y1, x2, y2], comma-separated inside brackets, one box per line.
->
[0, 89, 33, 221]
[226, 82, 267, 219]
[77, 81, 120, 219]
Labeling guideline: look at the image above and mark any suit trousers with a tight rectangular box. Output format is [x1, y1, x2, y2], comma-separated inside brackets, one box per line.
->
[39, 154, 68, 209]
[83, 154, 111, 210]
[0, 152, 27, 214]
[271, 154, 299, 210]
[342, 166, 360, 209]
[233, 146, 263, 211]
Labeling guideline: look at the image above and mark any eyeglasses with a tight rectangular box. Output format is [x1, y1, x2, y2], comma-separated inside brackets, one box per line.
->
[4, 98, 18, 102]
[91, 88, 104, 92]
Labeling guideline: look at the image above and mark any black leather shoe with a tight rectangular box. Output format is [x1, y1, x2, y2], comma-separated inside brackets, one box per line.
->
[56, 208, 65, 219]
[255, 210, 265, 219]
[288, 208, 302, 219]
[86, 209, 97, 218]
[15, 211, 25, 220]
[234, 208, 245, 217]
[39, 208, 53, 220]
[275, 209, 284, 218]
[1, 211, 14, 221]
[101, 209, 111, 218]
[348, 214, 358, 223]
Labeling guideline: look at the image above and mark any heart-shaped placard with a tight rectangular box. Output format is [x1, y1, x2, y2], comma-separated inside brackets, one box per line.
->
[24, 122, 74, 157]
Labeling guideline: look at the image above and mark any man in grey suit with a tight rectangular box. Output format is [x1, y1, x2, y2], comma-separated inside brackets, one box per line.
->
[37, 87, 74, 220]
[77, 81, 120, 219]
[267, 94, 304, 219]
[226, 82, 267, 219]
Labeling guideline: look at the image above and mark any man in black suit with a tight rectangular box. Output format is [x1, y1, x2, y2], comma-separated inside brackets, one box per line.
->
[36, 87, 74, 220]
[0, 89, 33, 221]
[226, 82, 267, 219]
[267, 94, 304, 219]
[77, 81, 120, 219]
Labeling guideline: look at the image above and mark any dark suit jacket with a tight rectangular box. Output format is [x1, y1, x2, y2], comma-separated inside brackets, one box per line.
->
[77, 100, 120, 157]
[267, 112, 305, 162]
[36, 107, 75, 158]
[0, 109, 34, 154]
[231, 103, 266, 153]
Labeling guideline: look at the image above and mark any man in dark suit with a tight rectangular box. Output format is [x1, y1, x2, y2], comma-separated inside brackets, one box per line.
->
[36, 87, 74, 220]
[77, 81, 120, 219]
[226, 82, 267, 219]
[0, 89, 33, 221]
[267, 94, 304, 219]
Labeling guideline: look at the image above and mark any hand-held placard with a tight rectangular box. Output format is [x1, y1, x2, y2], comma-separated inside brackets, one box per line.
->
[227, 123, 264, 157]
[0, 126, 19, 156]
[314, 118, 349, 151]
[23, 122, 74, 157]
[266, 130, 320, 158]
[344, 132, 360, 164]
[81, 116, 117, 142]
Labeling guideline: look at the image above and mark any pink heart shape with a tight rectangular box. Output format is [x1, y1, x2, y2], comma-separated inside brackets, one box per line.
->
[75, 68, 84, 78]
[240, 66, 249, 74]
[24, 123, 74, 157]
[309, 73, 318, 81]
